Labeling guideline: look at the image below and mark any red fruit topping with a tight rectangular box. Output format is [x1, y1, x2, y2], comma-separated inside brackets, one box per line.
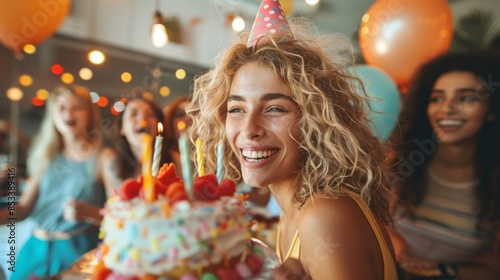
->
[216, 268, 241, 280]
[119, 179, 142, 200]
[195, 173, 218, 185]
[218, 179, 236, 197]
[193, 177, 219, 201]
[168, 190, 189, 205]
[154, 179, 168, 197]
[157, 163, 180, 187]
[245, 253, 264, 274]
[166, 181, 185, 198]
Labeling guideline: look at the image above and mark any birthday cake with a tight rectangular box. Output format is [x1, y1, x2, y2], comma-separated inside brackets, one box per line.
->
[94, 163, 265, 279]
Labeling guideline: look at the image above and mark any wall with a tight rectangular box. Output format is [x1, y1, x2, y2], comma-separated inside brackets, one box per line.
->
[57, 0, 238, 68]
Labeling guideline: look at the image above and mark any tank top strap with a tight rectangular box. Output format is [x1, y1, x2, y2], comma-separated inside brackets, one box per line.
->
[276, 214, 301, 263]
[343, 190, 397, 280]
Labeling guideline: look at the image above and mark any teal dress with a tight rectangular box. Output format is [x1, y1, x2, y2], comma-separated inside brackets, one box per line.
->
[10, 153, 106, 280]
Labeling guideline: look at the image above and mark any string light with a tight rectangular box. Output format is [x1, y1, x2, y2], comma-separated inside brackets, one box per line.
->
[6, 87, 23, 101]
[88, 50, 105, 65]
[151, 0, 168, 48]
[232, 15, 245, 32]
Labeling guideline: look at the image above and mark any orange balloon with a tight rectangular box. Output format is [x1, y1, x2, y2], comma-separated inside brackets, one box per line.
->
[280, 0, 294, 16]
[0, 0, 71, 53]
[358, 0, 453, 87]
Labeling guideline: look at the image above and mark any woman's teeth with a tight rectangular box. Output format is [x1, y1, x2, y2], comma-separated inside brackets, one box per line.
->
[438, 120, 463, 127]
[242, 149, 277, 162]
[136, 127, 149, 133]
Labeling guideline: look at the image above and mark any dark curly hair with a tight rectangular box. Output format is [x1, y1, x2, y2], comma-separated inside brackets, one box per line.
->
[113, 94, 173, 180]
[390, 51, 500, 230]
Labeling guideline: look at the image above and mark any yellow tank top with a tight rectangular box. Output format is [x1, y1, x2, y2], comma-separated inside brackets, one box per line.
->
[276, 191, 397, 280]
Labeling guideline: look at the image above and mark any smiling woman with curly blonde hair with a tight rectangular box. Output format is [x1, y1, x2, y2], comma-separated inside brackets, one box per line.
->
[187, 2, 397, 277]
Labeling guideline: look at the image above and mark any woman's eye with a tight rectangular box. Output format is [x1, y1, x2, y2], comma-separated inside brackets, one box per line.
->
[227, 107, 244, 114]
[461, 96, 480, 102]
[267, 106, 287, 113]
[429, 96, 443, 103]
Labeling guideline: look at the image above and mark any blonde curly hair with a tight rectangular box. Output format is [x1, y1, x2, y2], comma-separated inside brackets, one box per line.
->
[187, 21, 391, 223]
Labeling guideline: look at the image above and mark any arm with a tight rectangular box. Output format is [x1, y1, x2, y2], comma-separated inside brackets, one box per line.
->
[99, 148, 122, 198]
[298, 196, 380, 280]
[397, 250, 500, 280]
[458, 251, 500, 280]
[0, 176, 39, 224]
[394, 229, 500, 279]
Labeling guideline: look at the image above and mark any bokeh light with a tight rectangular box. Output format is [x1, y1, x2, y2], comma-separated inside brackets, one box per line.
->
[32, 96, 44, 107]
[51, 64, 64, 75]
[61, 73, 74, 84]
[113, 101, 126, 112]
[90, 91, 100, 103]
[97, 96, 109, 107]
[79, 67, 93, 80]
[159, 86, 170, 97]
[110, 106, 119, 116]
[177, 120, 186, 131]
[6, 87, 23, 101]
[232, 16, 245, 32]
[23, 44, 36, 54]
[121, 72, 132, 83]
[88, 50, 105, 65]
[175, 69, 186, 80]
[19, 74, 33, 87]
[305, 0, 320, 5]
[143, 92, 154, 101]
[36, 89, 50, 100]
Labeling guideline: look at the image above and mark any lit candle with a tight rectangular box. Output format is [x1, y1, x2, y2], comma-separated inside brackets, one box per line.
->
[195, 138, 205, 177]
[178, 132, 193, 199]
[152, 122, 163, 177]
[216, 141, 224, 184]
[142, 133, 155, 201]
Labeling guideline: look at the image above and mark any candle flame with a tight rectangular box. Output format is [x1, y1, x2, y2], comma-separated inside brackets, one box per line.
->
[157, 122, 163, 135]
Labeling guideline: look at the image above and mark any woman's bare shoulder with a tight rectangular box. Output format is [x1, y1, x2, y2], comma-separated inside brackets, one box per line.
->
[297, 193, 373, 244]
[299, 194, 364, 224]
[297, 194, 380, 279]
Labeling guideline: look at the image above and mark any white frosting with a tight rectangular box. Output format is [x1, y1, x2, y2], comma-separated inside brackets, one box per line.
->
[100, 196, 252, 277]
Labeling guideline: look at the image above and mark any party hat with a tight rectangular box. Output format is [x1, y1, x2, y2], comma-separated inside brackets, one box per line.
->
[246, 0, 294, 48]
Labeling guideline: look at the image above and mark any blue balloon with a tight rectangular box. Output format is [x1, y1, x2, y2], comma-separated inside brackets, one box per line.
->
[349, 65, 401, 142]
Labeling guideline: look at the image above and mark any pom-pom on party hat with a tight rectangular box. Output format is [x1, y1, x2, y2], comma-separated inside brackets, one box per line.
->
[246, 0, 294, 48]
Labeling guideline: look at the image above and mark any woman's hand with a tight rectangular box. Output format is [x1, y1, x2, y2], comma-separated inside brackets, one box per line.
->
[272, 258, 311, 280]
[63, 198, 102, 225]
